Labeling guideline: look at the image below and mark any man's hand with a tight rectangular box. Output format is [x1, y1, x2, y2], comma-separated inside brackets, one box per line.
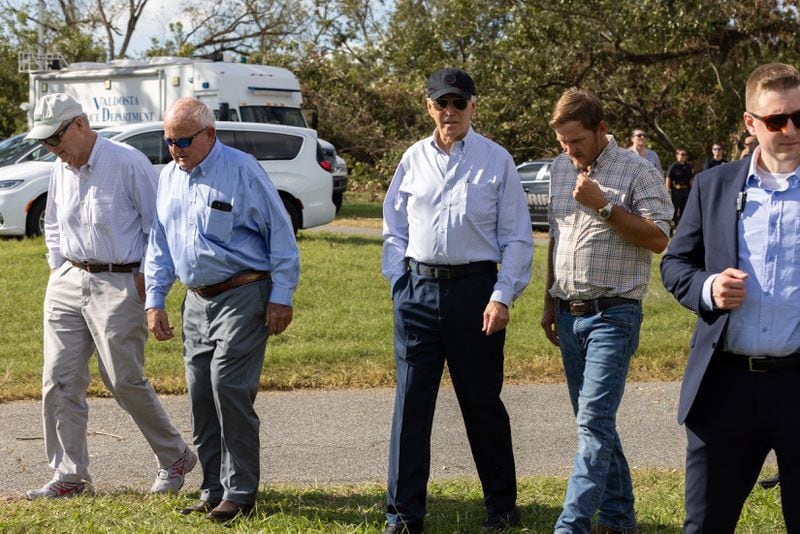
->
[540, 297, 560, 346]
[147, 308, 174, 341]
[482, 301, 509, 336]
[266, 303, 293, 335]
[573, 169, 606, 210]
[712, 268, 748, 310]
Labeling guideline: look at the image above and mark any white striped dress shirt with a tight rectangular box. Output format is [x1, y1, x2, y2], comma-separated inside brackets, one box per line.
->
[382, 128, 534, 306]
[44, 136, 158, 269]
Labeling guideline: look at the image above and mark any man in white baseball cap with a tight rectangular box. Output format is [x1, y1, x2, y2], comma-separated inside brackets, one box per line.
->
[25, 93, 197, 500]
[25, 93, 83, 141]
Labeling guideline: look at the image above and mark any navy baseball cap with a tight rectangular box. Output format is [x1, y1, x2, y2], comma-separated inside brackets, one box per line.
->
[427, 68, 476, 100]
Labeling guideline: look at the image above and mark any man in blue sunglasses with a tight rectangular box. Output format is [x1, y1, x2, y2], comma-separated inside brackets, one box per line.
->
[145, 97, 299, 523]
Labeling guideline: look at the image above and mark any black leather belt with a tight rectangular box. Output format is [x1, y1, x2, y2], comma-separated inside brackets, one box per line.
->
[69, 260, 140, 273]
[407, 259, 496, 280]
[558, 297, 639, 316]
[716, 351, 800, 373]
[192, 271, 270, 298]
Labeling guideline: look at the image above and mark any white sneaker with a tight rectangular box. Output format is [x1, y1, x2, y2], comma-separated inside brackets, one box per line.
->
[26, 480, 94, 500]
[150, 447, 197, 493]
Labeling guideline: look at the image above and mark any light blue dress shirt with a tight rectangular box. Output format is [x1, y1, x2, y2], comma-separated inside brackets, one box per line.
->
[702, 149, 800, 356]
[382, 128, 534, 306]
[145, 139, 299, 309]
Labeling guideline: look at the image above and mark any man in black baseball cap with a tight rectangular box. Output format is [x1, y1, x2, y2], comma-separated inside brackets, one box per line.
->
[381, 66, 531, 533]
[427, 67, 476, 100]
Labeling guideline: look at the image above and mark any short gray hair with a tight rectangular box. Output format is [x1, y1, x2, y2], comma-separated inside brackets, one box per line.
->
[165, 97, 216, 129]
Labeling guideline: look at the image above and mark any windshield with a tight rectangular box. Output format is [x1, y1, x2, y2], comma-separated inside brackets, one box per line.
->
[0, 134, 38, 163]
[239, 106, 307, 127]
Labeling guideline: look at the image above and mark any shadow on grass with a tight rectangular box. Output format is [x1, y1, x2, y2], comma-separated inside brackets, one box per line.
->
[249, 486, 683, 533]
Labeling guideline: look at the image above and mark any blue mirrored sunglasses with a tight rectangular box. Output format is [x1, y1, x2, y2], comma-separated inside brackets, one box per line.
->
[163, 128, 206, 148]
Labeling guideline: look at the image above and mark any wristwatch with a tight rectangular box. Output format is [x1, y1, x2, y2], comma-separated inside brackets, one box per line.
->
[598, 202, 614, 220]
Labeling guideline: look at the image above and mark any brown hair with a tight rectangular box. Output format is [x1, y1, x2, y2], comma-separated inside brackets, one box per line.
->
[549, 87, 604, 131]
[745, 63, 800, 112]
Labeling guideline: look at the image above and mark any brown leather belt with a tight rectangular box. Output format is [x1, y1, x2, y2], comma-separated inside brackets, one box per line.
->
[69, 260, 140, 273]
[191, 271, 270, 298]
[558, 297, 639, 316]
[672, 184, 690, 190]
[715, 351, 800, 373]
[407, 259, 496, 279]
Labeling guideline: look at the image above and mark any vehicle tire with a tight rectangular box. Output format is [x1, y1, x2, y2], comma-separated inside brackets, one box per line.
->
[26, 196, 47, 237]
[333, 192, 343, 213]
[281, 197, 301, 235]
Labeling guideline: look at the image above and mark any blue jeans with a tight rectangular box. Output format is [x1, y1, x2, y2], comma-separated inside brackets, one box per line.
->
[554, 303, 642, 534]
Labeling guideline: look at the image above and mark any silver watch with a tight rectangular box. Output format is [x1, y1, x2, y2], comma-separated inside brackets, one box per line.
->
[598, 202, 614, 220]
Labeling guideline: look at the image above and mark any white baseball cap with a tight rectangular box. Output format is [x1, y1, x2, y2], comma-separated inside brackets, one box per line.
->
[25, 93, 84, 140]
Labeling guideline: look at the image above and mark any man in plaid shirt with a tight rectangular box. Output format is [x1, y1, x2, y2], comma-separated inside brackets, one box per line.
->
[540, 88, 673, 534]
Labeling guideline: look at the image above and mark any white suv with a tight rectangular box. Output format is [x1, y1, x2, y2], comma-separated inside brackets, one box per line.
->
[0, 121, 335, 236]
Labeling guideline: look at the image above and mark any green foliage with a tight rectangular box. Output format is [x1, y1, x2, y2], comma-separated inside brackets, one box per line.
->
[290, 0, 800, 186]
[0, 39, 28, 136]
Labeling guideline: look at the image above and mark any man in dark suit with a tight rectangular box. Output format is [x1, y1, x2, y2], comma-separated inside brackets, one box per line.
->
[661, 63, 800, 533]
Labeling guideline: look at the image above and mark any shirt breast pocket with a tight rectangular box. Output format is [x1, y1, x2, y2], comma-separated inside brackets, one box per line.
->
[465, 183, 497, 224]
[202, 201, 234, 242]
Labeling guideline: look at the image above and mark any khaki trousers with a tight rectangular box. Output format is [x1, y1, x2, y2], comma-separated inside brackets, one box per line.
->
[41, 263, 185, 482]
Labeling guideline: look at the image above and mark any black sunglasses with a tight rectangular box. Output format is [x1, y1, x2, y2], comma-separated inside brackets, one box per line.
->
[432, 97, 469, 111]
[39, 118, 77, 147]
[164, 128, 206, 148]
[749, 110, 800, 133]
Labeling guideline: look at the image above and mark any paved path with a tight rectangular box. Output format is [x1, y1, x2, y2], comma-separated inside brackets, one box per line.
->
[1, 382, 689, 498]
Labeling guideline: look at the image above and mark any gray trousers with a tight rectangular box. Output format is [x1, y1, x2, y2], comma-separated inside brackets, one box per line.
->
[42, 263, 186, 483]
[182, 279, 270, 505]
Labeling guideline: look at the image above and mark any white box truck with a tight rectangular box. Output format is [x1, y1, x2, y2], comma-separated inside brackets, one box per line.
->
[26, 57, 309, 128]
[21, 56, 347, 222]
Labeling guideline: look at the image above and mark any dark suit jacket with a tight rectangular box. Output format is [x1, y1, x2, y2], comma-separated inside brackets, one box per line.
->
[660, 157, 750, 423]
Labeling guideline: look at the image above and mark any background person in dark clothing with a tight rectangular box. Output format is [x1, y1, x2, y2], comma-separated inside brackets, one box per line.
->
[665, 148, 694, 233]
[703, 143, 727, 169]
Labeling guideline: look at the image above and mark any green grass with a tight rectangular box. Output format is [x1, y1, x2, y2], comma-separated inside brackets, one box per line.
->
[0, 198, 784, 531]
[0, 469, 784, 532]
[337, 191, 384, 219]
[0, 231, 695, 401]
[0, 218, 697, 401]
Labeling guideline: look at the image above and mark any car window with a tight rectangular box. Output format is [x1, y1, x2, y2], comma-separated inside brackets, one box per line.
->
[518, 162, 545, 181]
[0, 136, 39, 164]
[16, 143, 51, 163]
[220, 130, 303, 161]
[121, 131, 171, 165]
[536, 163, 551, 181]
[214, 108, 240, 121]
[239, 106, 307, 127]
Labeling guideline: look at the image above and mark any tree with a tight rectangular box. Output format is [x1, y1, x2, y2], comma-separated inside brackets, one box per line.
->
[1, 0, 149, 60]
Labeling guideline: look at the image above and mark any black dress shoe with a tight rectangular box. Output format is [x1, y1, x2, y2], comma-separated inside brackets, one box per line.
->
[759, 473, 780, 489]
[206, 499, 254, 522]
[483, 505, 521, 531]
[382, 523, 424, 534]
[179, 500, 220, 515]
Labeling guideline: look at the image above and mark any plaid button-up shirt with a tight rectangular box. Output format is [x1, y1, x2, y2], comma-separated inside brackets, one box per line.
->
[548, 137, 673, 301]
